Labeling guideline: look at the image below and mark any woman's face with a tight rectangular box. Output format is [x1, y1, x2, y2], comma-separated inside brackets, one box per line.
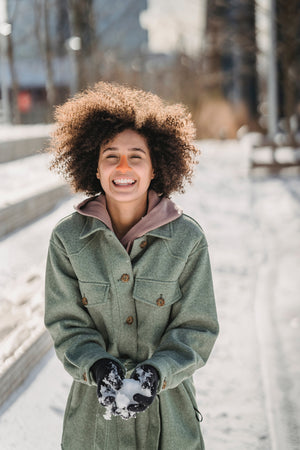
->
[97, 129, 154, 206]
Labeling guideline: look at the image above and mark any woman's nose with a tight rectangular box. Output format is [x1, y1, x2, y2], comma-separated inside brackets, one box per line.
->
[116, 154, 130, 172]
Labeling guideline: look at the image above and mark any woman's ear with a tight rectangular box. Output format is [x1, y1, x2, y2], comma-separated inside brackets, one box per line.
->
[151, 170, 155, 179]
[96, 169, 100, 180]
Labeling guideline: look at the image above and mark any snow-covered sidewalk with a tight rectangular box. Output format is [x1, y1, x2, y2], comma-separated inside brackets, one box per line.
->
[0, 138, 299, 449]
[0, 196, 83, 396]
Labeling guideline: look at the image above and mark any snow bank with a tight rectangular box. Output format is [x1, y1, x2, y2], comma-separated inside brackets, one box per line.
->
[0, 124, 53, 142]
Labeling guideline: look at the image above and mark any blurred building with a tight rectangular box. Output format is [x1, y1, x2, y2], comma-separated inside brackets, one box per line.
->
[276, 0, 300, 135]
[1, 0, 149, 123]
[93, 0, 148, 59]
[204, 0, 259, 123]
[203, 0, 300, 137]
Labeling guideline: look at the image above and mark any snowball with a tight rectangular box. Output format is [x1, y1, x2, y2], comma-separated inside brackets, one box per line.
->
[102, 378, 151, 421]
[115, 378, 150, 408]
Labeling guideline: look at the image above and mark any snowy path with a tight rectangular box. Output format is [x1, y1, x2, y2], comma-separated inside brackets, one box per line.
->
[252, 175, 300, 449]
[173, 140, 270, 449]
[0, 139, 299, 449]
[0, 349, 70, 449]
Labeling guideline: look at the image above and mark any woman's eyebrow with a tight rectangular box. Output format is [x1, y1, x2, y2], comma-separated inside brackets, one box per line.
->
[102, 147, 117, 153]
[102, 147, 146, 154]
[129, 148, 146, 154]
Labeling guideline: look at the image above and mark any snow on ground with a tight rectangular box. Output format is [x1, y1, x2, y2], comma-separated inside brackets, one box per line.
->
[0, 153, 64, 208]
[0, 124, 53, 142]
[0, 137, 299, 449]
[173, 140, 271, 449]
[251, 173, 300, 449]
[0, 195, 83, 373]
[251, 146, 300, 165]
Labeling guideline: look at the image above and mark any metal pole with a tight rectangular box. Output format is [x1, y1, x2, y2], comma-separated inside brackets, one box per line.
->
[0, 0, 11, 123]
[66, 36, 81, 96]
[267, 0, 278, 141]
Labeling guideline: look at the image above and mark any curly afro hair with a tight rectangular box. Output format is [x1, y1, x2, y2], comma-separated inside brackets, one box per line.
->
[48, 81, 199, 197]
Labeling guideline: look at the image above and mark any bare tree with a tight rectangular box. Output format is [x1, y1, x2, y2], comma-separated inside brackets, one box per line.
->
[204, 0, 259, 119]
[6, 29, 20, 123]
[42, 0, 56, 118]
[67, 0, 96, 92]
[4, 0, 21, 123]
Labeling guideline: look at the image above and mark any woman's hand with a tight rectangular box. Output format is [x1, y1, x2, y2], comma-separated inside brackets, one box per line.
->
[91, 358, 125, 415]
[127, 365, 159, 413]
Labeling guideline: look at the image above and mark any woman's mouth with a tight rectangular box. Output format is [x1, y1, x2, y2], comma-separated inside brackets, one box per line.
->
[112, 178, 136, 186]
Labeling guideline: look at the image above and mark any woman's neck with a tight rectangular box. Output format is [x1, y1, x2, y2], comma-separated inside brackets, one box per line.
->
[106, 195, 148, 239]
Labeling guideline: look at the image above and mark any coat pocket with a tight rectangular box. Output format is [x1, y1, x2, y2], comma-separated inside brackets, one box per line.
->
[78, 280, 110, 306]
[182, 379, 203, 422]
[133, 278, 182, 307]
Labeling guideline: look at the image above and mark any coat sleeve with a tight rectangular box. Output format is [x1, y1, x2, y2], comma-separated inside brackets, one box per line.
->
[44, 233, 125, 386]
[138, 239, 219, 393]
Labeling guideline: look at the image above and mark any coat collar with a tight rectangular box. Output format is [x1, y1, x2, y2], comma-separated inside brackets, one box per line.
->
[146, 222, 173, 239]
[77, 191, 180, 242]
[79, 215, 174, 240]
[79, 216, 108, 239]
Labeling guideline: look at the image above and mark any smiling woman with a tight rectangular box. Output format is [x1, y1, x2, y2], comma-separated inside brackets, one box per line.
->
[96, 130, 155, 236]
[45, 81, 219, 450]
[97, 130, 154, 197]
[48, 81, 198, 197]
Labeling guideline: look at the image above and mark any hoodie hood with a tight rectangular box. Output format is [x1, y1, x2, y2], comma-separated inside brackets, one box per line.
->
[74, 190, 182, 252]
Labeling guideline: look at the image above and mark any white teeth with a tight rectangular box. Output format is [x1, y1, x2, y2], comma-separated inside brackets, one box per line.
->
[113, 178, 136, 185]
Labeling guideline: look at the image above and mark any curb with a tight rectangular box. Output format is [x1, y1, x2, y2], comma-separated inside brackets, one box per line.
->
[254, 244, 300, 449]
[0, 184, 71, 238]
[254, 261, 281, 450]
[0, 137, 50, 163]
[0, 330, 53, 408]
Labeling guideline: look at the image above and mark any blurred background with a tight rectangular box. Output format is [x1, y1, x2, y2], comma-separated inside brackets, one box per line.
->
[0, 0, 300, 142]
[0, 1, 300, 449]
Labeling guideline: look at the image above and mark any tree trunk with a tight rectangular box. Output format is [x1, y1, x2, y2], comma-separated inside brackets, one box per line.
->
[43, 0, 56, 121]
[67, 0, 95, 93]
[6, 29, 20, 124]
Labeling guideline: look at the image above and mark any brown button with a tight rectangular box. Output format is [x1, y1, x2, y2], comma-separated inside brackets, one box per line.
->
[162, 379, 167, 389]
[121, 274, 130, 282]
[126, 316, 134, 325]
[156, 297, 165, 307]
[83, 372, 87, 382]
[140, 240, 147, 249]
[82, 296, 88, 306]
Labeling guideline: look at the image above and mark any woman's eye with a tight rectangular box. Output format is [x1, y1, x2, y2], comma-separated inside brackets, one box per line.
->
[131, 155, 141, 159]
[106, 155, 117, 159]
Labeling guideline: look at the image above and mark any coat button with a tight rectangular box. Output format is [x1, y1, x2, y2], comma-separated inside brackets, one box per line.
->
[121, 274, 130, 282]
[156, 297, 165, 307]
[83, 372, 87, 382]
[82, 296, 88, 306]
[162, 379, 167, 389]
[126, 316, 134, 325]
[140, 240, 147, 249]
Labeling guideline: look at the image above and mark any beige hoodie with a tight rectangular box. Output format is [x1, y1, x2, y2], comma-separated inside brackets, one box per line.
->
[75, 190, 182, 253]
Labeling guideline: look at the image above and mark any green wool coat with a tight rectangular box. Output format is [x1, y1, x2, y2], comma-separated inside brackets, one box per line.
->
[44, 211, 219, 450]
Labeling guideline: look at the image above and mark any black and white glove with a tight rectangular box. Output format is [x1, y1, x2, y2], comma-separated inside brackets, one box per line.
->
[127, 365, 159, 413]
[91, 358, 125, 414]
